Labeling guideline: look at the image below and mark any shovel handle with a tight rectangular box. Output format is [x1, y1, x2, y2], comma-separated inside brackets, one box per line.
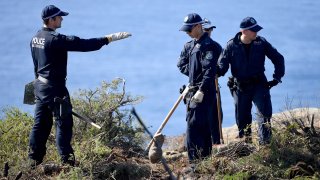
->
[72, 112, 102, 129]
[145, 94, 183, 151]
[215, 77, 224, 144]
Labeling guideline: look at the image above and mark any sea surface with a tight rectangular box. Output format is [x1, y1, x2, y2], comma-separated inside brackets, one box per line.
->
[0, 0, 319, 136]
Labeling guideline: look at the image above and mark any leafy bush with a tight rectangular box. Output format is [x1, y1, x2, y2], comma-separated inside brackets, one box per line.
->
[0, 79, 146, 179]
[0, 107, 34, 170]
[71, 79, 145, 149]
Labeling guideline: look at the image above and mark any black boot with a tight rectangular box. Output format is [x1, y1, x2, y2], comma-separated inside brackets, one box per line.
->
[28, 159, 42, 169]
[61, 153, 75, 166]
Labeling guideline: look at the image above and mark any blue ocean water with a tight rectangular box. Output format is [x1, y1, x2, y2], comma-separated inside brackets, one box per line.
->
[0, 0, 319, 136]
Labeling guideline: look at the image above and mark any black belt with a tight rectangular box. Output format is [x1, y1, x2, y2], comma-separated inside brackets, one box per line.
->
[37, 76, 65, 86]
[235, 74, 264, 85]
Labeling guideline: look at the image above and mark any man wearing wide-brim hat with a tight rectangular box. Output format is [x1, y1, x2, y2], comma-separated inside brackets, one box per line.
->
[202, 18, 216, 37]
[177, 13, 222, 167]
[201, 18, 224, 145]
[217, 17, 285, 145]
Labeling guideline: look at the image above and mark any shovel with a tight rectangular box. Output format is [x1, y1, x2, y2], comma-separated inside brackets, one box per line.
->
[131, 108, 177, 180]
[145, 86, 189, 152]
[215, 77, 224, 144]
[54, 97, 101, 129]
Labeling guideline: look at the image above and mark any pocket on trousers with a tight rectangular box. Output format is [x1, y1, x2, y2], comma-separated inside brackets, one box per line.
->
[34, 80, 54, 102]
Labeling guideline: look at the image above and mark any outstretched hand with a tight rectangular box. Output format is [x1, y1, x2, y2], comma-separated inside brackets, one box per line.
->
[106, 32, 132, 42]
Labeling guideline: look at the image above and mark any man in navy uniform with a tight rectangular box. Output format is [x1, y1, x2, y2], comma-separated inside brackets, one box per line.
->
[217, 17, 285, 144]
[202, 18, 216, 37]
[202, 18, 224, 145]
[177, 13, 221, 163]
[29, 5, 131, 167]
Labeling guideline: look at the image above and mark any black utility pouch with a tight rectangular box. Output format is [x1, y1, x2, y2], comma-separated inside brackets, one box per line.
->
[23, 81, 36, 105]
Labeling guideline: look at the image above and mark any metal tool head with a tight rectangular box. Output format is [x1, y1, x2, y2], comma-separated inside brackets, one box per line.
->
[23, 81, 35, 105]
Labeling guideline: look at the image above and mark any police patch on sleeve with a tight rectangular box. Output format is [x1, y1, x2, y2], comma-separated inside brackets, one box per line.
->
[205, 51, 213, 60]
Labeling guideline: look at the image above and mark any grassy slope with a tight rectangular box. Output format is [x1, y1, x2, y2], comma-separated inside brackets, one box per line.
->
[1, 107, 319, 179]
[163, 107, 320, 179]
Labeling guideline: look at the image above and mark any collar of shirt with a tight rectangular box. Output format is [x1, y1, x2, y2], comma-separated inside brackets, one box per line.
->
[42, 27, 55, 32]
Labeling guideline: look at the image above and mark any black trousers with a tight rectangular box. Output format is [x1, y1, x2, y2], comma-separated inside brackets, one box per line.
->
[232, 83, 272, 143]
[185, 91, 217, 161]
[28, 79, 74, 162]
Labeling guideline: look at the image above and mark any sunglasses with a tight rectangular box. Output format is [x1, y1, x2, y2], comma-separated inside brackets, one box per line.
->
[187, 24, 198, 33]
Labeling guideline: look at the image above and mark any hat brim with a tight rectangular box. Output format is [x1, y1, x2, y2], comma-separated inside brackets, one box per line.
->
[203, 25, 216, 30]
[42, 10, 69, 20]
[249, 25, 263, 32]
[57, 11, 69, 17]
[180, 25, 193, 32]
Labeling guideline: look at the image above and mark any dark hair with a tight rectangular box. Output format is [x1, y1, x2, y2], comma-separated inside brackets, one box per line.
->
[43, 16, 57, 25]
[43, 19, 49, 25]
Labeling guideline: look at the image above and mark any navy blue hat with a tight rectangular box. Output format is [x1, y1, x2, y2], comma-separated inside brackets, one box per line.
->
[240, 17, 263, 32]
[202, 18, 216, 30]
[41, 5, 69, 20]
[180, 13, 205, 32]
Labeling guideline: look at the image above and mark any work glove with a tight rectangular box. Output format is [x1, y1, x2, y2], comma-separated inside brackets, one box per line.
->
[191, 90, 204, 103]
[227, 77, 235, 88]
[105, 32, 131, 42]
[266, 79, 279, 89]
[179, 85, 186, 94]
[181, 85, 190, 98]
[216, 65, 222, 77]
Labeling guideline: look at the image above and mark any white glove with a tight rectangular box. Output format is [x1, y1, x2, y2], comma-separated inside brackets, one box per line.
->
[106, 32, 132, 42]
[191, 90, 204, 103]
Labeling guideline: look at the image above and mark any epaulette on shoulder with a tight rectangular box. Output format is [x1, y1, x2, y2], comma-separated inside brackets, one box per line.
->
[227, 38, 234, 43]
[257, 36, 266, 41]
[186, 39, 193, 44]
[50, 31, 59, 36]
[225, 37, 237, 46]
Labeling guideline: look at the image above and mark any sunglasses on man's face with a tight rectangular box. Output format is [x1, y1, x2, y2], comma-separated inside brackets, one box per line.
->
[187, 24, 198, 33]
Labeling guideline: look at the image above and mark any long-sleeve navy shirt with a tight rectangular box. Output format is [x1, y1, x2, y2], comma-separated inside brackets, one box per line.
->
[177, 32, 222, 93]
[217, 32, 285, 82]
[30, 27, 109, 83]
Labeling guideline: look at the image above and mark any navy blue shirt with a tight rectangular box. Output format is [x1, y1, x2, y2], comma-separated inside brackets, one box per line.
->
[177, 32, 222, 93]
[218, 32, 285, 81]
[30, 27, 109, 83]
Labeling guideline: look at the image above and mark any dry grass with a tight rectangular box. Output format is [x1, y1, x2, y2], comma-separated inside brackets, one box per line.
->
[162, 107, 320, 179]
[1, 108, 319, 179]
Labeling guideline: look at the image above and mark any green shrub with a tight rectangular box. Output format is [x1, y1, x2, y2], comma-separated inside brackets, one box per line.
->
[0, 107, 33, 166]
[0, 79, 146, 179]
[71, 79, 145, 149]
